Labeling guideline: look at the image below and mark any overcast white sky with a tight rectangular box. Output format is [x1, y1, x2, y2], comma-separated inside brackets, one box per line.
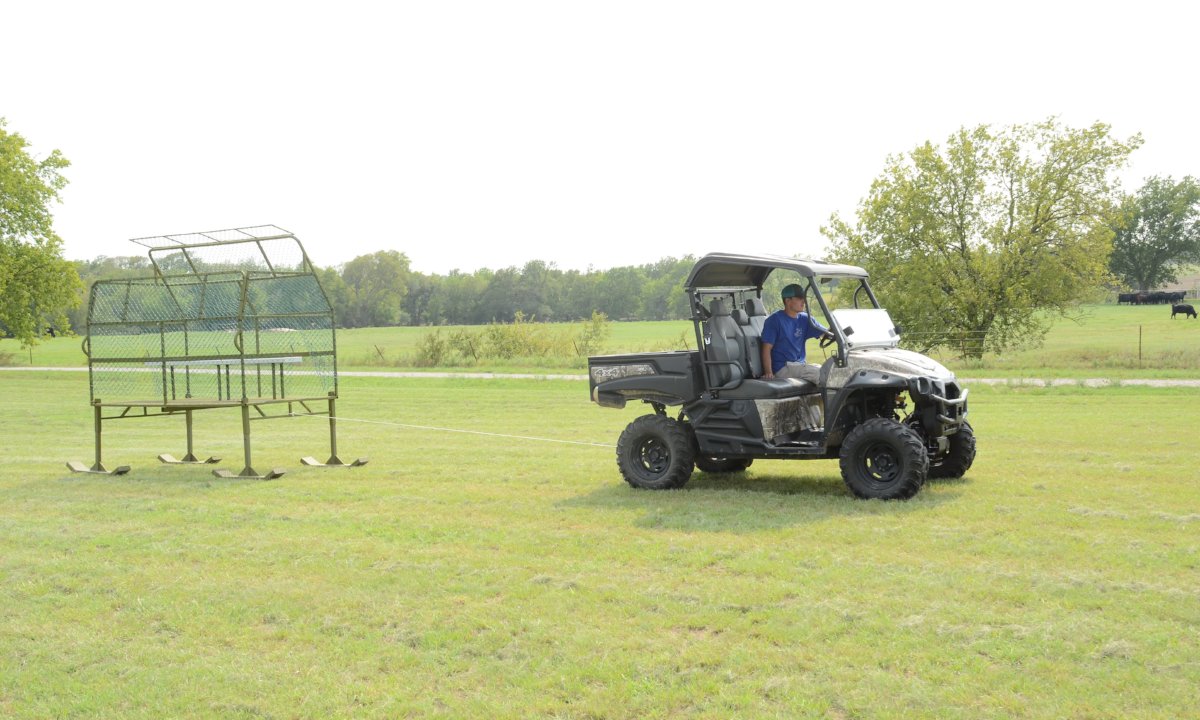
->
[4, 1, 1196, 274]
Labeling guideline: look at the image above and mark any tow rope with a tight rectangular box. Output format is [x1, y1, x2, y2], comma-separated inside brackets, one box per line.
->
[287, 413, 615, 448]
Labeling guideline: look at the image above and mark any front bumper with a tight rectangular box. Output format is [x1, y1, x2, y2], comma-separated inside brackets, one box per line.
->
[909, 377, 968, 433]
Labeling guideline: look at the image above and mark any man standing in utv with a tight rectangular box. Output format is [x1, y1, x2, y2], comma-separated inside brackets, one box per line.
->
[760, 283, 832, 383]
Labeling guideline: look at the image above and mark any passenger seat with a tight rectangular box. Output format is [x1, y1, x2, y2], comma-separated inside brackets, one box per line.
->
[731, 306, 763, 378]
[745, 297, 768, 334]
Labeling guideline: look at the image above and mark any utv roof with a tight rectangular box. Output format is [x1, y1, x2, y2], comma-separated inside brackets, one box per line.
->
[684, 252, 869, 289]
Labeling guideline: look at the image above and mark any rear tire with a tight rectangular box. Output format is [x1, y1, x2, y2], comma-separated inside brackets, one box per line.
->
[928, 421, 976, 479]
[839, 418, 927, 500]
[695, 456, 753, 473]
[617, 415, 695, 490]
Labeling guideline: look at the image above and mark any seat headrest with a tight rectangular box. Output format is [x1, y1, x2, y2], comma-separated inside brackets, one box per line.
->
[746, 298, 767, 316]
[709, 298, 731, 317]
[731, 308, 750, 326]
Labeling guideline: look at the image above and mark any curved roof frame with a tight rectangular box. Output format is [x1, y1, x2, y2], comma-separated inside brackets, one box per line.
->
[684, 252, 868, 290]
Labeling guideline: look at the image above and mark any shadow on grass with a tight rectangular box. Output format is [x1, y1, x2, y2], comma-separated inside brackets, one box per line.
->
[562, 468, 962, 533]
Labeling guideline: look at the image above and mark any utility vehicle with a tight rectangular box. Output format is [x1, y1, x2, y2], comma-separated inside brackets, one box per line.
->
[587, 253, 973, 499]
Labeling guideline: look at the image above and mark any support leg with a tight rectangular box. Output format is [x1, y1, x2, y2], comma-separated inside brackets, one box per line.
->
[67, 401, 130, 475]
[301, 395, 368, 468]
[159, 409, 221, 465]
[213, 402, 283, 480]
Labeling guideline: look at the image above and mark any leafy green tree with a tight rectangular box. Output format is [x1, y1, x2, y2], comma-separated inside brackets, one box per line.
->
[640, 256, 694, 320]
[314, 266, 351, 326]
[515, 259, 557, 320]
[340, 250, 411, 327]
[593, 266, 645, 320]
[1109, 175, 1200, 292]
[554, 269, 601, 321]
[823, 119, 1140, 358]
[403, 272, 439, 326]
[478, 267, 521, 323]
[0, 119, 82, 345]
[426, 269, 489, 325]
[67, 255, 153, 330]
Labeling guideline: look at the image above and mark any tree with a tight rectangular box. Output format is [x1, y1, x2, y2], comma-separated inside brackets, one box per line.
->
[640, 256, 695, 320]
[0, 118, 82, 346]
[477, 267, 521, 323]
[68, 255, 154, 329]
[823, 119, 1140, 358]
[593, 266, 645, 320]
[314, 266, 351, 326]
[340, 250, 411, 327]
[514, 259, 558, 320]
[1109, 175, 1200, 292]
[403, 271, 438, 326]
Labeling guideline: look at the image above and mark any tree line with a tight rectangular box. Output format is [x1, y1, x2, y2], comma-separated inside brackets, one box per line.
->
[65, 253, 699, 331]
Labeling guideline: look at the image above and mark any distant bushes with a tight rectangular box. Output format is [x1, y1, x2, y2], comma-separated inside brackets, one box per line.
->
[411, 311, 611, 368]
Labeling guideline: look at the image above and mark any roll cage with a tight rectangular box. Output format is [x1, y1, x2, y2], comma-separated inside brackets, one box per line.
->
[684, 253, 882, 375]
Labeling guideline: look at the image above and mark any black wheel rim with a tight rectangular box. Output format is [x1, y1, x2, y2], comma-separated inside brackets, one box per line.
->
[861, 441, 901, 486]
[635, 437, 670, 477]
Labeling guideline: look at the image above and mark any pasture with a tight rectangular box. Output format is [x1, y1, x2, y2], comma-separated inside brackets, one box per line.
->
[1, 369, 1198, 718]
[8, 302, 1199, 378]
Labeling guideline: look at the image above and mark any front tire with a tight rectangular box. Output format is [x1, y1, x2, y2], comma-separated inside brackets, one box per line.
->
[928, 421, 976, 479]
[839, 418, 928, 500]
[617, 415, 695, 490]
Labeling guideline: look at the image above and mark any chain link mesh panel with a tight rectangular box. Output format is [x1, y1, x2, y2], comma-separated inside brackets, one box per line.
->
[85, 231, 337, 405]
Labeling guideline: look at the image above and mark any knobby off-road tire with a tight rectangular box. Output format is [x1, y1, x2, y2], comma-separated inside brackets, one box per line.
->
[839, 417, 928, 500]
[617, 415, 695, 490]
[695, 456, 753, 474]
[928, 421, 976, 479]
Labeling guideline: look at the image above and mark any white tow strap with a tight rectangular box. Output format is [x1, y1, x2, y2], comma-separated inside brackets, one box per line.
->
[288, 413, 615, 448]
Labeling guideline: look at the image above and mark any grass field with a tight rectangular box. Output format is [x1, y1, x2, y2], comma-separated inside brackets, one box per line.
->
[2, 369, 1198, 718]
[6, 303, 1198, 378]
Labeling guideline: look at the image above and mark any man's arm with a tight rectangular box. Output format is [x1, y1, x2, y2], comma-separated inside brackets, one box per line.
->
[761, 342, 774, 379]
[806, 314, 829, 338]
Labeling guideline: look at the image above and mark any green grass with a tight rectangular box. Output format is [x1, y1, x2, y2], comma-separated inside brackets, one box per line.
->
[2, 371, 1199, 718]
[6, 303, 1197, 378]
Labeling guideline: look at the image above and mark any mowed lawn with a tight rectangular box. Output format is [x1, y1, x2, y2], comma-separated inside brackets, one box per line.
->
[1, 370, 1198, 718]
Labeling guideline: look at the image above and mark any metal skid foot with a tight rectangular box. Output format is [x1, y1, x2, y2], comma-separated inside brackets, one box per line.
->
[212, 467, 286, 480]
[158, 454, 222, 465]
[67, 461, 131, 476]
[301, 455, 369, 468]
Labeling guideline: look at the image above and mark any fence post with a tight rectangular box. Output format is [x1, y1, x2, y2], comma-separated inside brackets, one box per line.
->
[1139, 325, 1143, 368]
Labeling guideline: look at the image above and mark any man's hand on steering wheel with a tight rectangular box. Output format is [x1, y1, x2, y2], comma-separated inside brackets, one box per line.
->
[819, 331, 836, 349]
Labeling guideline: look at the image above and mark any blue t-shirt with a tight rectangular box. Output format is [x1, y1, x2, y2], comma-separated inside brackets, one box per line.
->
[761, 311, 828, 373]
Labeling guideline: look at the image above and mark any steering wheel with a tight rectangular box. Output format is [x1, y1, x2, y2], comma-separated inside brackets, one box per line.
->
[819, 332, 835, 349]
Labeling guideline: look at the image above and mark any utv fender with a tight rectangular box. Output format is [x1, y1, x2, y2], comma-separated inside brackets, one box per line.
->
[825, 370, 909, 442]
